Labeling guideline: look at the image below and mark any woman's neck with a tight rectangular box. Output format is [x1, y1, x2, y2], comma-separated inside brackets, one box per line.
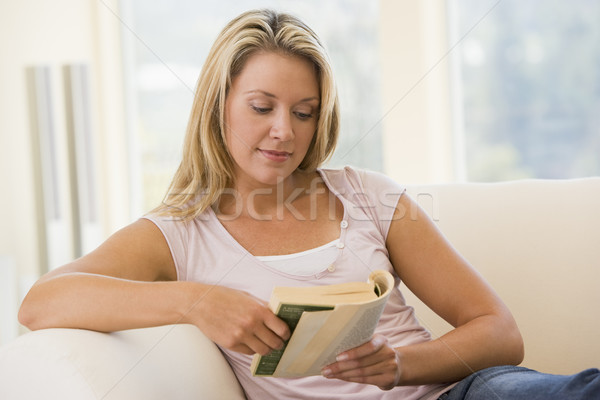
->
[216, 170, 324, 220]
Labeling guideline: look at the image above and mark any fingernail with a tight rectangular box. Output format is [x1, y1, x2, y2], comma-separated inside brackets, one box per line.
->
[322, 368, 332, 377]
[336, 353, 348, 362]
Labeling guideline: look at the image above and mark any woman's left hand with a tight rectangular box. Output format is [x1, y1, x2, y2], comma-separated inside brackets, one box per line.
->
[321, 334, 401, 390]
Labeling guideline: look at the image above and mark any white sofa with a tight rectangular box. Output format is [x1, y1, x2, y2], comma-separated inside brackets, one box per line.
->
[1, 178, 599, 400]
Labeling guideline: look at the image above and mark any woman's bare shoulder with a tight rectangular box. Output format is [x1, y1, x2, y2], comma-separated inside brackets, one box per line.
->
[39, 218, 177, 283]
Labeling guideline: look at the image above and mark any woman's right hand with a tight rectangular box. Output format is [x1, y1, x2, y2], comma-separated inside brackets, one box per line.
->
[182, 284, 290, 355]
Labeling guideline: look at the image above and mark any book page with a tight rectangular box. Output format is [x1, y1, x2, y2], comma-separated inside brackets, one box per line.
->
[281, 294, 388, 376]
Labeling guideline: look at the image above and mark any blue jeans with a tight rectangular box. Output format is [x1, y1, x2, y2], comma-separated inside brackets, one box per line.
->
[438, 366, 600, 400]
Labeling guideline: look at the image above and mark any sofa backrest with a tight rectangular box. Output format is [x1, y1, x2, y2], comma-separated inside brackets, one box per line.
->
[405, 178, 600, 375]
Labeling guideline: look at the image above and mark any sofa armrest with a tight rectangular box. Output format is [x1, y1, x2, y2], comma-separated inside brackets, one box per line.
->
[0, 324, 246, 400]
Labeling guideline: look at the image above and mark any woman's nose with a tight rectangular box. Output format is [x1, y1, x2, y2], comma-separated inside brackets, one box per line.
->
[270, 111, 295, 141]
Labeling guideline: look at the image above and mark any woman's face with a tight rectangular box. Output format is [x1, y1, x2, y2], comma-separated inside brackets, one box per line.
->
[224, 51, 320, 189]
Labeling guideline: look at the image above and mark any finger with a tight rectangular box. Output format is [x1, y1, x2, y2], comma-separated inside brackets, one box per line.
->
[342, 372, 399, 391]
[323, 353, 401, 390]
[254, 322, 287, 352]
[263, 312, 291, 341]
[324, 352, 390, 380]
[244, 332, 277, 356]
[330, 351, 398, 376]
[325, 361, 382, 379]
[335, 335, 387, 363]
[322, 337, 397, 377]
[226, 321, 276, 356]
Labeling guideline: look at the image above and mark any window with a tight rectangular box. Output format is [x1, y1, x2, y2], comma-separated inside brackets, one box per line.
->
[126, 0, 383, 212]
[451, 0, 600, 181]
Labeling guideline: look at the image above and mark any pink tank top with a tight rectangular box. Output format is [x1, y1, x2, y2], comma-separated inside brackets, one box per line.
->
[145, 166, 453, 400]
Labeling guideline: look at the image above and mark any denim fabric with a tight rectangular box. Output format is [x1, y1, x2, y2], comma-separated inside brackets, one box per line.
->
[438, 366, 600, 400]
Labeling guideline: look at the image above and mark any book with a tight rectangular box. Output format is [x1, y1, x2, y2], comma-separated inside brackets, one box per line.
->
[251, 269, 395, 377]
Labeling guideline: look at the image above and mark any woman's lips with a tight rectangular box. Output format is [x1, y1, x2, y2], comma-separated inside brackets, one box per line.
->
[259, 149, 291, 162]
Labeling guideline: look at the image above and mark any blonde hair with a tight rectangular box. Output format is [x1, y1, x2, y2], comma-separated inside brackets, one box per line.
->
[154, 9, 339, 220]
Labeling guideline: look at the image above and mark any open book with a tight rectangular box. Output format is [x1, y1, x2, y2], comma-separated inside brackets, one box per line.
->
[251, 269, 395, 377]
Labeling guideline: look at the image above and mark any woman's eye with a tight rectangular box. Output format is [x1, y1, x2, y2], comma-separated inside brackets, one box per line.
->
[295, 111, 313, 120]
[251, 105, 271, 114]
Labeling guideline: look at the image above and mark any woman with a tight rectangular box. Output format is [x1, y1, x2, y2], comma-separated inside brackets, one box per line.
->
[19, 9, 599, 400]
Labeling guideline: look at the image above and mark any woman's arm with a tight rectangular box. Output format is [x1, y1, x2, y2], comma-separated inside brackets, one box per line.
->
[18, 219, 178, 331]
[18, 219, 289, 355]
[322, 193, 524, 388]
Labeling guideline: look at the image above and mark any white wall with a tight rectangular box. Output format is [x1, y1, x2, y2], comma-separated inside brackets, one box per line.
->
[379, 0, 456, 184]
[0, 0, 130, 341]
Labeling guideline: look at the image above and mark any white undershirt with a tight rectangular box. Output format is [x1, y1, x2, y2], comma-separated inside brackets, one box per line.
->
[255, 239, 339, 276]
